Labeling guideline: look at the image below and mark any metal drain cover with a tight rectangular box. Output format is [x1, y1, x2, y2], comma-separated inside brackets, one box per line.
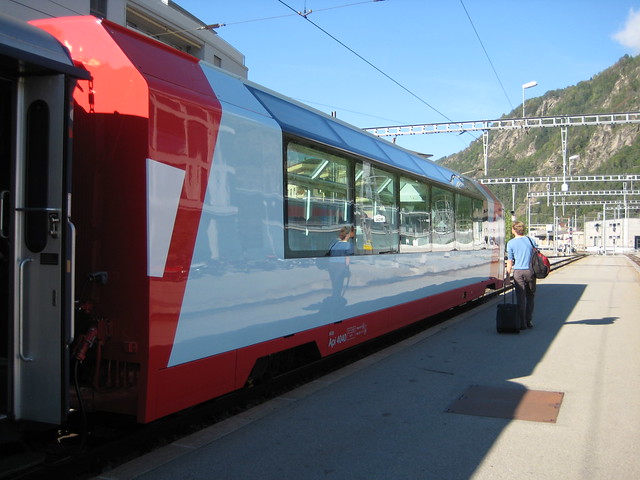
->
[446, 385, 564, 423]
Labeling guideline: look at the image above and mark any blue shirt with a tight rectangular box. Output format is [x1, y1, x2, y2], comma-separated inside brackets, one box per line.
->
[328, 240, 354, 261]
[507, 236, 537, 270]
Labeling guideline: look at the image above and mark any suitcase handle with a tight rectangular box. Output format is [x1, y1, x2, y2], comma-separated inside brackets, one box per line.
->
[503, 272, 516, 304]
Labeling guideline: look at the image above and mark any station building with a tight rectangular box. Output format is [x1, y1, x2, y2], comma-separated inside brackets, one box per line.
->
[530, 217, 640, 254]
[3, 0, 248, 78]
[583, 217, 640, 253]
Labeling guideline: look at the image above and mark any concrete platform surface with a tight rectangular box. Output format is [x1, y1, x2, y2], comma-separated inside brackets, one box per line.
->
[96, 255, 640, 480]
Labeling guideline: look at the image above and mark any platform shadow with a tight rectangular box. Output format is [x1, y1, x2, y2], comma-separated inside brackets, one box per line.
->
[138, 280, 610, 480]
[565, 317, 618, 325]
[351, 282, 591, 479]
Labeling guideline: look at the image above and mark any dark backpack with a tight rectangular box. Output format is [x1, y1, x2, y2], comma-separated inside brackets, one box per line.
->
[527, 237, 550, 279]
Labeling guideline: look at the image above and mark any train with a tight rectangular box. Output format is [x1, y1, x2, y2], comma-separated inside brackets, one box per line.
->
[0, 14, 505, 430]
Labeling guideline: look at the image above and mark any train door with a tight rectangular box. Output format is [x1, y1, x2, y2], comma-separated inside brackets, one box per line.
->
[1, 77, 11, 421]
[0, 71, 72, 425]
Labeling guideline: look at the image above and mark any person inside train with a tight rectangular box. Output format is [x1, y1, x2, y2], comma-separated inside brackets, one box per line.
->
[328, 225, 355, 299]
[506, 221, 537, 329]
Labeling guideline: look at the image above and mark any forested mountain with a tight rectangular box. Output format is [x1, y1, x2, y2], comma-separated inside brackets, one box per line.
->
[439, 54, 640, 221]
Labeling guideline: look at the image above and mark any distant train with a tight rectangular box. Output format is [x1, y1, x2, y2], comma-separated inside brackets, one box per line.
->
[0, 14, 505, 428]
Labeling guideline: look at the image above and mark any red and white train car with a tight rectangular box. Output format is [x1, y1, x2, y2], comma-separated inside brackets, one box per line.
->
[0, 15, 504, 427]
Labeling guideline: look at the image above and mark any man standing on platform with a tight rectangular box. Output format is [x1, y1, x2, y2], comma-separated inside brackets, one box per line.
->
[506, 221, 537, 329]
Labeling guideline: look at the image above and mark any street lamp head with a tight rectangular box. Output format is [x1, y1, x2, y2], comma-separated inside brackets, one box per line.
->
[521, 81, 538, 118]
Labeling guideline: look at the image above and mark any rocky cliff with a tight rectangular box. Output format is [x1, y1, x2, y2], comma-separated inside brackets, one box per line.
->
[439, 54, 640, 218]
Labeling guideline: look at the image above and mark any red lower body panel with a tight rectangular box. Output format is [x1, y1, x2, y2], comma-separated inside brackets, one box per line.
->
[141, 278, 495, 422]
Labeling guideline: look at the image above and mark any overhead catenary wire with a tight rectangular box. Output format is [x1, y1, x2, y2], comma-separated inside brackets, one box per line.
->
[458, 0, 514, 112]
[151, 1, 473, 147]
[227, 0, 384, 23]
[295, 97, 407, 125]
[151, 0, 384, 37]
[276, 0, 455, 123]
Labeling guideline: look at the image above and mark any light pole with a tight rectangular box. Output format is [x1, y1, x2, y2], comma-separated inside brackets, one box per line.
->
[522, 81, 538, 117]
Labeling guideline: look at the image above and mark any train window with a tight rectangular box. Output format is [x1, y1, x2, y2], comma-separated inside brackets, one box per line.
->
[399, 177, 431, 253]
[25, 100, 49, 253]
[355, 162, 398, 254]
[431, 186, 454, 251]
[473, 199, 485, 249]
[285, 142, 353, 256]
[455, 194, 474, 250]
[283, 139, 482, 257]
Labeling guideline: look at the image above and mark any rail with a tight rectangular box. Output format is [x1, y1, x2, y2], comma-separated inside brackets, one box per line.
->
[548, 253, 587, 271]
[626, 253, 640, 268]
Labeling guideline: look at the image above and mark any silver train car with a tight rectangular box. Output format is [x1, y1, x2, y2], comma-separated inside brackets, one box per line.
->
[0, 14, 505, 427]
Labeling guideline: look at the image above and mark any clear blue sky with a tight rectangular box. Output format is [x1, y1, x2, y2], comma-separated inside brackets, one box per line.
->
[177, 0, 640, 160]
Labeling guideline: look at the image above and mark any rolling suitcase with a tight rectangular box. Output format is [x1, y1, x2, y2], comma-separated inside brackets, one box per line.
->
[496, 287, 520, 333]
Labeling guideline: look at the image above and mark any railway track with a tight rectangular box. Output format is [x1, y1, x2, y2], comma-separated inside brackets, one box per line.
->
[549, 253, 587, 270]
[1, 254, 586, 480]
[626, 253, 640, 267]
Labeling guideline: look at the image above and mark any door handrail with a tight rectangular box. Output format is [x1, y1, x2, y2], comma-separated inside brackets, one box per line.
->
[0, 190, 8, 239]
[15, 206, 61, 212]
[18, 257, 34, 362]
[67, 221, 76, 345]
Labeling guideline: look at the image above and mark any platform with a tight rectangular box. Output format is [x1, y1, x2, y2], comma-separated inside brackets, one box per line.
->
[96, 255, 640, 480]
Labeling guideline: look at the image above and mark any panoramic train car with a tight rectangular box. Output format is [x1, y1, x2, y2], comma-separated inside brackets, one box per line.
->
[1, 14, 504, 427]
